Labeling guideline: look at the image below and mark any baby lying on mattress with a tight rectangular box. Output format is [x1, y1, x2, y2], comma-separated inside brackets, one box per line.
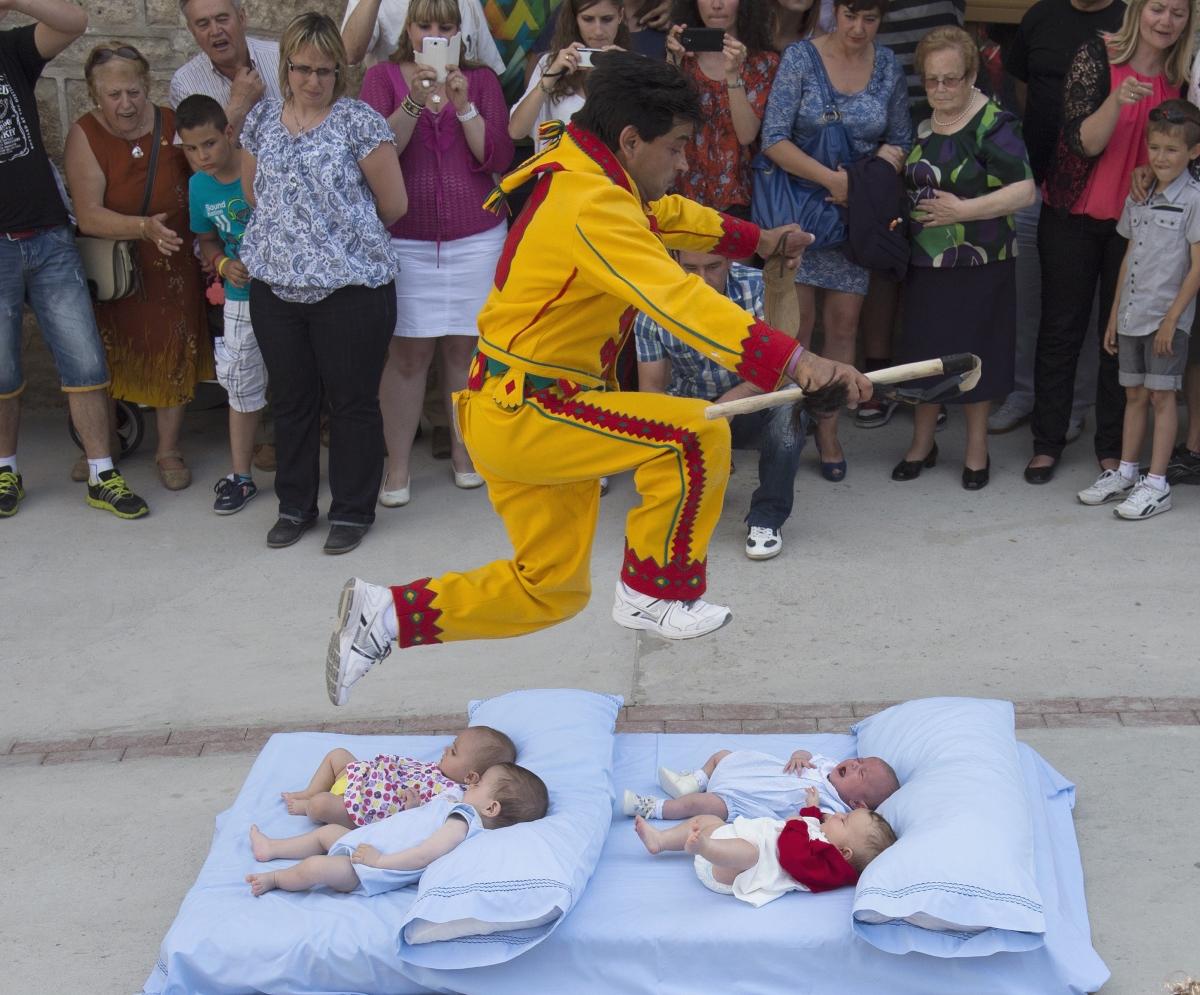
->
[279, 725, 516, 828]
[246, 763, 548, 897]
[622, 748, 899, 822]
[635, 786, 896, 907]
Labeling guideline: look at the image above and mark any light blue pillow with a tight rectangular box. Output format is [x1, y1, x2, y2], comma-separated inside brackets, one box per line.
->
[851, 697, 1045, 957]
[397, 688, 621, 970]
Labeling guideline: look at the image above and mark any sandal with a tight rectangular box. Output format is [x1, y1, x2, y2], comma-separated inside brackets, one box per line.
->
[156, 449, 192, 491]
[815, 443, 847, 482]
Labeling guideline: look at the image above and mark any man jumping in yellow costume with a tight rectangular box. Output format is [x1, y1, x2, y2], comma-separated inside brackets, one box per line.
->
[326, 52, 871, 706]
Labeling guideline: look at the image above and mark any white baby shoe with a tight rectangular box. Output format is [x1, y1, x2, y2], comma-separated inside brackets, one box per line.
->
[658, 766, 701, 799]
[621, 789, 659, 818]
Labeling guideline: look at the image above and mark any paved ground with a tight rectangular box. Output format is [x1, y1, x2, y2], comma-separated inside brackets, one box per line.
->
[3, 404, 1198, 993]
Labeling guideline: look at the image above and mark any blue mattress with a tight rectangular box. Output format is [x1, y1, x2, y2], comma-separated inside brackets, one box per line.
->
[145, 732, 1109, 995]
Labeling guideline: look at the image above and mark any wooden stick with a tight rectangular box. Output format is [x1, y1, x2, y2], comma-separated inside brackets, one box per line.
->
[704, 355, 979, 419]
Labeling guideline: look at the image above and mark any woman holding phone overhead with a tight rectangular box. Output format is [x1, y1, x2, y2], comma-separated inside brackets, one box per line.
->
[510, 0, 630, 152]
[666, 0, 779, 219]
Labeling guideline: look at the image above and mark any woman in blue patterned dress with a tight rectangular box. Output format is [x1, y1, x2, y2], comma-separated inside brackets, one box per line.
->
[240, 13, 408, 554]
[760, 0, 909, 478]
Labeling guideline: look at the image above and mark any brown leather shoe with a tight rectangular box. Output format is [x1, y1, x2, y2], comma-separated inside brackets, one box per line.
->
[156, 450, 192, 490]
[253, 443, 277, 471]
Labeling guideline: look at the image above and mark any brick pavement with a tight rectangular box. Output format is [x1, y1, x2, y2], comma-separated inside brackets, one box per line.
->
[3, 697, 1198, 767]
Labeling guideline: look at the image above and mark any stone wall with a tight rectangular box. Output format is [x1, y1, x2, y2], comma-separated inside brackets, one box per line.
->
[17, 0, 352, 408]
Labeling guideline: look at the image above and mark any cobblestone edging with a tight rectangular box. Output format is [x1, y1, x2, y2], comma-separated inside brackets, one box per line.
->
[4, 697, 1198, 768]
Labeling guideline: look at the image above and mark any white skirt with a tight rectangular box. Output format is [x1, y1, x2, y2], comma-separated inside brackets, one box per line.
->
[694, 816, 814, 908]
[391, 223, 507, 338]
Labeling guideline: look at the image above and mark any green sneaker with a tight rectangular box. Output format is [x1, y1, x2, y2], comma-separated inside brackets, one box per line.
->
[0, 468, 24, 517]
[87, 469, 148, 519]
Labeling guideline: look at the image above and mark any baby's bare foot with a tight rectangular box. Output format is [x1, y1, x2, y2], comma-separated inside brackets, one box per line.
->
[634, 815, 664, 855]
[682, 820, 707, 856]
[246, 872, 277, 896]
[281, 791, 310, 815]
[249, 824, 275, 862]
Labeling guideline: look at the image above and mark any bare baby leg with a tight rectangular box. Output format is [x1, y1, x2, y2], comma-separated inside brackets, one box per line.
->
[249, 823, 351, 862]
[281, 748, 358, 815]
[246, 854, 361, 896]
[661, 793, 729, 821]
[683, 820, 759, 884]
[634, 814, 726, 855]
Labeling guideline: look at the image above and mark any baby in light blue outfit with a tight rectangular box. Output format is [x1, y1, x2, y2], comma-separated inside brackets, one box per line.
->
[247, 763, 548, 897]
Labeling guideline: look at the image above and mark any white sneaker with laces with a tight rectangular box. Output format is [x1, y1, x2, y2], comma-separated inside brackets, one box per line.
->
[987, 402, 1029, 434]
[745, 525, 782, 560]
[621, 789, 659, 818]
[327, 578, 395, 706]
[1078, 469, 1135, 506]
[658, 766, 701, 798]
[612, 580, 732, 639]
[1114, 477, 1171, 520]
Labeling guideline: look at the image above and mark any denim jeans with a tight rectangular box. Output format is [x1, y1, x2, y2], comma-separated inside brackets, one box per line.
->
[249, 280, 396, 527]
[0, 226, 110, 398]
[1005, 195, 1098, 421]
[729, 405, 807, 530]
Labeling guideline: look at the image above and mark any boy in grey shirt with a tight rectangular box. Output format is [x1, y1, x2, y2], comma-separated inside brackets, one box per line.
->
[1079, 99, 1200, 519]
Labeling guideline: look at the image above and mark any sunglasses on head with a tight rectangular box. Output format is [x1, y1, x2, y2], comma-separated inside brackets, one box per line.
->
[91, 46, 142, 66]
[1149, 107, 1200, 126]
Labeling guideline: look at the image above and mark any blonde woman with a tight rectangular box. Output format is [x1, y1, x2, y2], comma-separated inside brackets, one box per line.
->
[509, 0, 630, 151]
[1027, 0, 1192, 485]
[239, 12, 407, 554]
[64, 42, 213, 491]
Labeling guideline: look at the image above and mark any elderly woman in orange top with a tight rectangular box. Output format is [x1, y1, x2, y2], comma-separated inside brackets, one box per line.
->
[64, 42, 212, 491]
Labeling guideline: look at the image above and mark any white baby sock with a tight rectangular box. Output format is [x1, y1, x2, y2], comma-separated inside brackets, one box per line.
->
[652, 799, 665, 820]
[693, 770, 709, 791]
[1146, 473, 1168, 492]
[0, 454, 15, 474]
[1118, 460, 1139, 481]
[87, 456, 114, 485]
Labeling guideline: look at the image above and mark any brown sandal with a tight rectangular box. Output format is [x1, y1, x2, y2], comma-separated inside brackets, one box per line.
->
[156, 449, 192, 490]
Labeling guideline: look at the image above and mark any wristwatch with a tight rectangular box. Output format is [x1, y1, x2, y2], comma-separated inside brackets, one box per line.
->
[456, 102, 479, 122]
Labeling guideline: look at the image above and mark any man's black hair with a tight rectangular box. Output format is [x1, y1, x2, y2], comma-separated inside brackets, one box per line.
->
[175, 93, 229, 135]
[573, 51, 701, 151]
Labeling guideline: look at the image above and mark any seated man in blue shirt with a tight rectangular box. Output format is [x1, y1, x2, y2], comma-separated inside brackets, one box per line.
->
[635, 250, 807, 561]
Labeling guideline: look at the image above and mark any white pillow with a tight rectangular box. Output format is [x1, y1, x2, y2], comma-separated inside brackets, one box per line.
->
[851, 697, 1046, 957]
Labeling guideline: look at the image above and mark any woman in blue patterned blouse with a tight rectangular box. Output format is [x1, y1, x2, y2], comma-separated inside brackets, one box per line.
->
[240, 13, 408, 555]
[759, 0, 909, 480]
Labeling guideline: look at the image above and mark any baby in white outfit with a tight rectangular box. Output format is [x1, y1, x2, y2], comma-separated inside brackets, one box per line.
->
[622, 748, 899, 822]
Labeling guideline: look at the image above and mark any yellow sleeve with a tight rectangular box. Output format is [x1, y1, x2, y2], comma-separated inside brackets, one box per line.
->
[646, 194, 764, 258]
[575, 189, 797, 392]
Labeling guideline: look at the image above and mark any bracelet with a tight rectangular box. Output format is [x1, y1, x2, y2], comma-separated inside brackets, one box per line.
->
[541, 69, 567, 78]
[456, 102, 479, 123]
[139, 217, 147, 240]
[538, 81, 554, 95]
[785, 344, 804, 381]
[216, 256, 229, 278]
[727, 78, 744, 89]
[401, 95, 422, 118]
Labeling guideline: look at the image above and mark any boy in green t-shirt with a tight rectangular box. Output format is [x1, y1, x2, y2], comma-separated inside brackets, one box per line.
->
[177, 94, 264, 515]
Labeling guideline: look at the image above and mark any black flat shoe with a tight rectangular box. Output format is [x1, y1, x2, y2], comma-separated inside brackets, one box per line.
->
[892, 443, 938, 481]
[324, 523, 367, 554]
[962, 457, 990, 490]
[266, 516, 316, 548]
[1024, 460, 1056, 484]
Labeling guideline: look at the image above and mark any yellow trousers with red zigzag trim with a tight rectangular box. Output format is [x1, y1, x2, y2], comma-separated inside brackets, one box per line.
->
[389, 375, 731, 647]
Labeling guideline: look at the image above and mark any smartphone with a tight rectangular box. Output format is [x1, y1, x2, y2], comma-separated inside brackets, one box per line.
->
[577, 48, 603, 68]
[414, 34, 462, 82]
[679, 27, 725, 52]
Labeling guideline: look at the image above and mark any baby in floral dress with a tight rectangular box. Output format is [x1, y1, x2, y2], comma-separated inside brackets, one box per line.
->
[280, 726, 517, 829]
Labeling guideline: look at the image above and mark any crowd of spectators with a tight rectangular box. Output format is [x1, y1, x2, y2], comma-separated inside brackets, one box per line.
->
[3, 0, 1199, 551]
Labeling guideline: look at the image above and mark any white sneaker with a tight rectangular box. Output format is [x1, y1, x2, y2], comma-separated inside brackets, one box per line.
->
[745, 525, 782, 560]
[1114, 477, 1171, 520]
[987, 402, 1029, 434]
[1078, 469, 1135, 506]
[658, 766, 701, 798]
[621, 789, 659, 818]
[326, 578, 395, 706]
[612, 580, 732, 639]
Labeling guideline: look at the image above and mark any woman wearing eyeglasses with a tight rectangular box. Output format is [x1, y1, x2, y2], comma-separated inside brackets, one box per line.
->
[892, 27, 1035, 490]
[239, 12, 408, 554]
[1026, 0, 1192, 486]
[64, 42, 213, 493]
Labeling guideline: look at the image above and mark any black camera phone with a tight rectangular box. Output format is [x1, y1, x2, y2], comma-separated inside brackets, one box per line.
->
[679, 27, 725, 52]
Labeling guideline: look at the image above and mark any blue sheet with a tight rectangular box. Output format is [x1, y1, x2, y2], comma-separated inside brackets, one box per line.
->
[145, 733, 1109, 995]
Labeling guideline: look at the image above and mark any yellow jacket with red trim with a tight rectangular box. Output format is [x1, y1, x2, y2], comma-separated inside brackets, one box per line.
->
[476, 123, 800, 392]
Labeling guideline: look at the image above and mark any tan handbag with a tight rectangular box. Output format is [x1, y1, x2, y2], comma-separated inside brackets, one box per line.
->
[77, 106, 162, 302]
